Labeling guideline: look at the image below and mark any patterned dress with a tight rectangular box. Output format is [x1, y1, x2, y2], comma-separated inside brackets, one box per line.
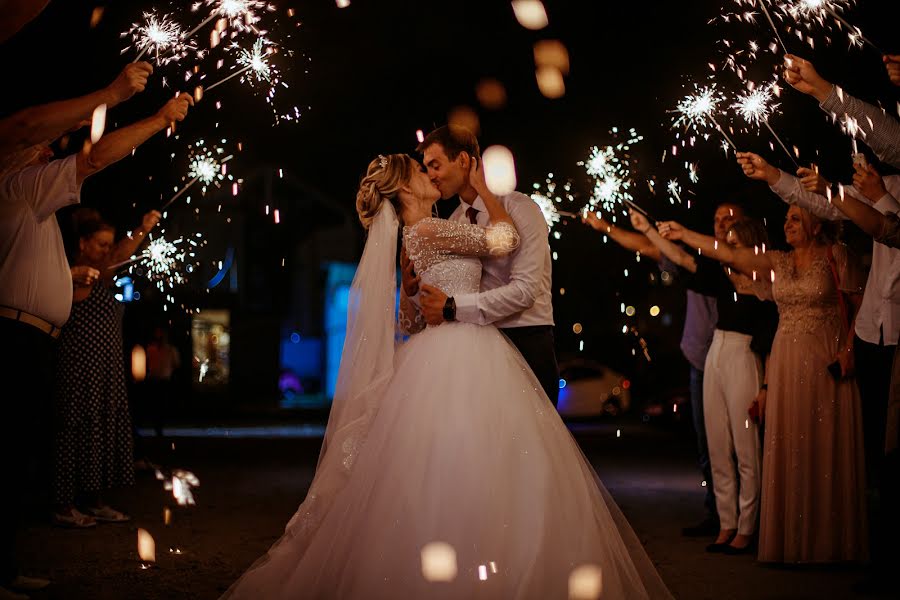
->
[53, 283, 134, 505]
[758, 246, 868, 563]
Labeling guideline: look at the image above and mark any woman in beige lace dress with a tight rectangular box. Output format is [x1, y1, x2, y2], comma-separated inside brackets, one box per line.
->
[658, 205, 869, 563]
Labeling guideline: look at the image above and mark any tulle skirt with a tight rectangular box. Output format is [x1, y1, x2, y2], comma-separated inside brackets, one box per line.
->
[224, 322, 672, 599]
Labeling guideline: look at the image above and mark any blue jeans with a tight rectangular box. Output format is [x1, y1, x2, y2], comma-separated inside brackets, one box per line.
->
[690, 366, 717, 520]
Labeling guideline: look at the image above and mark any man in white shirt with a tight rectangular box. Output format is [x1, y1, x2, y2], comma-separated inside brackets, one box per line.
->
[410, 125, 559, 405]
[0, 82, 192, 597]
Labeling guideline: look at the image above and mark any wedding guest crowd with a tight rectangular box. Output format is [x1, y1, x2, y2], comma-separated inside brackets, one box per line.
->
[580, 53, 899, 592]
[0, 43, 192, 594]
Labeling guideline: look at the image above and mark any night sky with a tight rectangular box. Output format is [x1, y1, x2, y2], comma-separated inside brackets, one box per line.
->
[3, 0, 899, 396]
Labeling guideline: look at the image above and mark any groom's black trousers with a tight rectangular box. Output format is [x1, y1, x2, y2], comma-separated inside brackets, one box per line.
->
[502, 325, 560, 407]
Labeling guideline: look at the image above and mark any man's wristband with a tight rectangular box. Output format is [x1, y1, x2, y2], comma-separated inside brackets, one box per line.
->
[443, 296, 456, 322]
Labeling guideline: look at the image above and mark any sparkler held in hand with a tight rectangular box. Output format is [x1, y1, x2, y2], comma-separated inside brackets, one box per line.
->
[732, 83, 800, 168]
[125, 11, 194, 65]
[672, 84, 738, 151]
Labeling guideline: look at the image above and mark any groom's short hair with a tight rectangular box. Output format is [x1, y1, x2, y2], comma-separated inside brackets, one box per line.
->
[417, 125, 480, 162]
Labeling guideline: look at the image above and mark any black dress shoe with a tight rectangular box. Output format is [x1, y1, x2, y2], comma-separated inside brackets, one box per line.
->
[682, 517, 720, 537]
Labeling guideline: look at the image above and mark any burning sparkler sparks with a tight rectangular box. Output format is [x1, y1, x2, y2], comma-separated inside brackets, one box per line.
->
[778, 0, 880, 51]
[188, 0, 275, 38]
[579, 128, 644, 214]
[732, 82, 799, 167]
[124, 11, 194, 65]
[671, 84, 737, 150]
[112, 232, 205, 299]
[530, 174, 577, 230]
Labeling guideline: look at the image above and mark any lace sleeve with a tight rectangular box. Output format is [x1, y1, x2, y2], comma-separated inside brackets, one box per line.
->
[412, 218, 520, 258]
[398, 289, 425, 336]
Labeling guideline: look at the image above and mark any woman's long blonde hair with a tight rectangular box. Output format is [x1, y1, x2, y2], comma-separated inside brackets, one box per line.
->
[355, 154, 415, 229]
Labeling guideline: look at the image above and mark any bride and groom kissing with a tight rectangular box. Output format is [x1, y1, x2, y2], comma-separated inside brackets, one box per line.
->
[222, 126, 672, 599]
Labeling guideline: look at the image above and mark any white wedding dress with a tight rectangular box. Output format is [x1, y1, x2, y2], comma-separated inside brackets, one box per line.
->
[224, 216, 672, 599]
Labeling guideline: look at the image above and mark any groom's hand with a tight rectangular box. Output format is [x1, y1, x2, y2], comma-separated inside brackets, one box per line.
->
[420, 284, 448, 326]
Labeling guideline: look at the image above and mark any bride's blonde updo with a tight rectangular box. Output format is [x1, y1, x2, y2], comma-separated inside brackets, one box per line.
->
[356, 153, 415, 229]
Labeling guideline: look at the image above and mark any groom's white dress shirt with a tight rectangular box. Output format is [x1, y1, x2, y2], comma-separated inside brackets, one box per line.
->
[449, 192, 554, 329]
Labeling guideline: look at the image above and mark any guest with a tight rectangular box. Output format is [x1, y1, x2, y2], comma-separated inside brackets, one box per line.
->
[658, 205, 868, 563]
[52, 208, 161, 527]
[738, 151, 898, 563]
[632, 211, 776, 554]
[0, 89, 191, 594]
[582, 207, 738, 537]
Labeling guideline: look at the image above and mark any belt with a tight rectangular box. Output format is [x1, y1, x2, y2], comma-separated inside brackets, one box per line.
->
[0, 306, 62, 339]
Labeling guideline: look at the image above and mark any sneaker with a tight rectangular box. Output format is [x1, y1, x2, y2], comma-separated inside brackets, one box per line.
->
[9, 576, 49, 592]
[52, 508, 97, 528]
[85, 505, 130, 523]
[682, 516, 720, 537]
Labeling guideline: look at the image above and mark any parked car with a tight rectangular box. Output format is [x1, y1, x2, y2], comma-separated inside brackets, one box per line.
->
[556, 359, 631, 418]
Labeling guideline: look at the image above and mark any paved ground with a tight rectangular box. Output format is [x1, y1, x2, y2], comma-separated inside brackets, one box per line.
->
[16, 420, 890, 599]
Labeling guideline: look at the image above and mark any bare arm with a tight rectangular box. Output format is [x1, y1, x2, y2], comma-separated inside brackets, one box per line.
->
[76, 93, 193, 185]
[0, 63, 153, 157]
[628, 210, 695, 272]
[103, 210, 161, 277]
[583, 211, 661, 261]
[833, 192, 899, 240]
[659, 221, 774, 277]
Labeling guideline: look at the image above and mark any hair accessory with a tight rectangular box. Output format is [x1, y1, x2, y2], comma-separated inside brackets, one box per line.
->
[378, 154, 388, 168]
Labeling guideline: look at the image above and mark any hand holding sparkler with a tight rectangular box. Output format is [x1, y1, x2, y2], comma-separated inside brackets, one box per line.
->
[582, 210, 612, 232]
[884, 55, 900, 87]
[156, 93, 194, 126]
[628, 209, 653, 235]
[141, 210, 162, 233]
[656, 221, 684, 242]
[107, 62, 153, 105]
[783, 55, 833, 102]
[852, 162, 888, 202]
[796, 166, 830, 195]
[736, 151, 781, 185]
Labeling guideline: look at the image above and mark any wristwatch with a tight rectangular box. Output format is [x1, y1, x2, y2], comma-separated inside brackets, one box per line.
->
[443, 296, 456, 322]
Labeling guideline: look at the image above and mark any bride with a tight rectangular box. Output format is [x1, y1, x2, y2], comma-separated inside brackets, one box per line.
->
[223, 154, 672, 599]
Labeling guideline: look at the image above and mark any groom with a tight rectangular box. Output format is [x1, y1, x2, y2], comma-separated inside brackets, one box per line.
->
[409, 125, 559, 406]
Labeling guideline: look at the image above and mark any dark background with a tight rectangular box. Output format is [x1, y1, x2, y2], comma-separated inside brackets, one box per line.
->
[3, 0, 899, 409]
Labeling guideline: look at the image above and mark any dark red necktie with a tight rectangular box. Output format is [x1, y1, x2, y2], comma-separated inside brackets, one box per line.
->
[466, 207, 479, 225]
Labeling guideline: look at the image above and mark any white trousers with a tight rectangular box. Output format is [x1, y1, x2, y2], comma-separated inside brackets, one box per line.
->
[703, 329, 762, 536]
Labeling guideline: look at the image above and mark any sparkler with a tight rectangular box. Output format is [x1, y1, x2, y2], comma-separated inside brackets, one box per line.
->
[124, 11, 194, 65]
[530, 175, 578, 230]
[204, 38, 276, 92]
[779, 0, 880, 52]
[667, 180, 684, 205]
[163, 139, 236, 210]
[731, 83, 799, 167]
[579, 127, 644, 214]
[671, 84, 737, 150]
[185, 0, 274, 40]
[111, 232, 204, 297]
[757, 0, 789, 54]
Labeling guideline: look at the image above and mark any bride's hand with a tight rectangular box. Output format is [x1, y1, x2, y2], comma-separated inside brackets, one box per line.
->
[628, 209, 651, 233]
[657, 221, 684, 241]
[468, 154, 488, 196]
